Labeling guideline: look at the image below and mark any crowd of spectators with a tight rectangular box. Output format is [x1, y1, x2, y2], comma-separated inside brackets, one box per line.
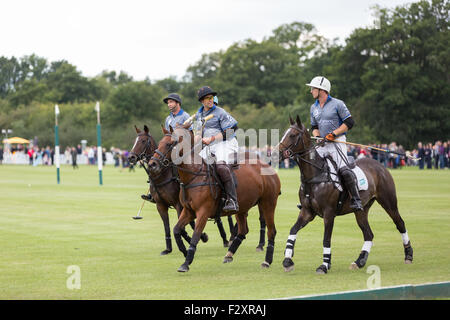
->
[248, 139, 450, 170]
[0, 143, 135, 170]
[1, 139, 449, 170]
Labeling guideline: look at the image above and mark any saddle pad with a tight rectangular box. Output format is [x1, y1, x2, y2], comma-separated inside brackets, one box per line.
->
[326, 159, 369, 192]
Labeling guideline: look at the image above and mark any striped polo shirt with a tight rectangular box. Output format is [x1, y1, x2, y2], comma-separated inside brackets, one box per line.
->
[310, 95, 351, 137]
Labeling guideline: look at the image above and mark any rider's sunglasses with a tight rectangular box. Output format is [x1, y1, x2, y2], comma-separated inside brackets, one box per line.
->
[202, 95, 214, 102]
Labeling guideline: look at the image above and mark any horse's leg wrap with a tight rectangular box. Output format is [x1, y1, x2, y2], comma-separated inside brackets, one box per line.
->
[180, 229, 191, 243]
[174, 226, 187, 257]
[257, 218, 266, 249]
[185, 244, 197, 265]
[404, 241, 413, 263]
[264, 240, 275, 265]
[284, 234, 296, 259]
[164, 236, 172, 253]
[354, 250, 369, 268]
[228, 234, 246, 254]
[322, 247, 332, 270]
[216, 218, 228, 246]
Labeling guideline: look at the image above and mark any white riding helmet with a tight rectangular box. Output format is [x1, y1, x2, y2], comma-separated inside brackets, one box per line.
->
[306, 76, 331, 93]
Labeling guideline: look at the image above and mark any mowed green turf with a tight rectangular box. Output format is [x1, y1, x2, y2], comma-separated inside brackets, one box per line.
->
[0, 164, 449, 299]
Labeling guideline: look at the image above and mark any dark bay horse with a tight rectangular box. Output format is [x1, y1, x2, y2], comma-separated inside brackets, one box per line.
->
[148, 124, 281, 272]
[128, 125, 230, 254]
[278, 116, 413, 274]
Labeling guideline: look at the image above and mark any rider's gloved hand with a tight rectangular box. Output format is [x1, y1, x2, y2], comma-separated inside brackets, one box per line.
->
[325, 132, 337, 141]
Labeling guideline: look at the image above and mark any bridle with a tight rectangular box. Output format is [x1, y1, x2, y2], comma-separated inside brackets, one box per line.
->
[279, 125, 325, 171]
[151, 130, 220, 199]
[150, 133, 176, 169]
[130, 132, 155, 163]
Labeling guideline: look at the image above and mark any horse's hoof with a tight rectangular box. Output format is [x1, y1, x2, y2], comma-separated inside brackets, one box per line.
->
[349, 262, 359, 270]
[177, 263, 189, 272]
[282, 258, 294, 272]
[316, 265, 328, 274]
[261, 261, 270, 268]
[405, 259, 413, 264]
[160, 249, 172, 256]
[256, 245, 264, 252]
[200, 233, 209, 243]
[223, 256, 233, 263]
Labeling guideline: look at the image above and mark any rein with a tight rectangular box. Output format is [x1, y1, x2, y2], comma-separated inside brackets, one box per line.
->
[280, 125, 325, 172]
[152, 132, 220, 200]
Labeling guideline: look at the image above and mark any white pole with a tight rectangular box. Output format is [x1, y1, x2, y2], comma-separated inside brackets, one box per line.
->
[54, 104, 61, 184]
[95, 101, 103, 185]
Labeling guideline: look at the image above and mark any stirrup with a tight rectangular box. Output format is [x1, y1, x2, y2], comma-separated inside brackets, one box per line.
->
[141, 194, 155, 203]
[223, 199, 239, 213]
[350, 199, 363, 211]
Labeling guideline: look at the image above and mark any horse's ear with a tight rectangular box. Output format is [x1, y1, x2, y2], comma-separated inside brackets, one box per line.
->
[289, 114, 294, 125]
[161, 124, 169, 135]
[143, 125, 149, 134]
[296, 115, 302, 127]
[134, 125, 141, 134]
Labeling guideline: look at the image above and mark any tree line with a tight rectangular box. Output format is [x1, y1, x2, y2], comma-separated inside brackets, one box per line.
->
[0, 0, 448, 150]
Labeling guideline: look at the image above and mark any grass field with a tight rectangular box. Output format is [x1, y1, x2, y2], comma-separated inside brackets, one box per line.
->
[0, 164, 449, 299]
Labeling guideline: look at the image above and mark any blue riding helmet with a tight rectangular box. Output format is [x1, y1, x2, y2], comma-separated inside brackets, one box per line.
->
[197, 86, 217, 101]
[163, 93, 182, 105]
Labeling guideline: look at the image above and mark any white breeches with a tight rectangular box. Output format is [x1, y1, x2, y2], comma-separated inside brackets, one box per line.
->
[316, 135, 349, 169]
[199, 138, 239, 164]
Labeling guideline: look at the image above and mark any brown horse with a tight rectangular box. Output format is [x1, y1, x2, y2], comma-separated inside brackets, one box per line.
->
[148, 124, 281, 272]
[278, 116, 413, 274]
[128, 125, 230, 254]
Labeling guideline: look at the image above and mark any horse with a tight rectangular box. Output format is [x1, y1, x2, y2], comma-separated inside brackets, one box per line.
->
[148, 124, 281, 272]
[128, 125, 231, 254]
[277, 115, 413, 274]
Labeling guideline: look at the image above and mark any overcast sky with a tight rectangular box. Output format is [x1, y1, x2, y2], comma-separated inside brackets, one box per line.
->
[1, 0, 415, 81]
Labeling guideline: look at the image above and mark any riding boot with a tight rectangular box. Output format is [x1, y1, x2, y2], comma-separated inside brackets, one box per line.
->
[217, 164, 239, 213]
[141, 193, 156, 203]
[339, 166, 363, 211]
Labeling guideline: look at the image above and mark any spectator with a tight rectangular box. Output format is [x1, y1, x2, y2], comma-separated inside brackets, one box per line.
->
[71, 147, 78, 169]
[438, 141, 445, 169]
[425, 143, 432, 169]
[27, 148, 34, 165]
[444, 141, 449, 169]
[417, 142, 425, 169]
[87, 147, 95, 165]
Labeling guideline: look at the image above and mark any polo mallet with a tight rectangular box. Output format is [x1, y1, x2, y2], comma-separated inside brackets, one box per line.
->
[133, 186, 150, 220]
[311, 136, 421, 161]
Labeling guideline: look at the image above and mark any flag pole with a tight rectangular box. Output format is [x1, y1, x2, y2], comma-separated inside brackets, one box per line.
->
[54, 104, 60, 184]
[95, 101, 103, 185]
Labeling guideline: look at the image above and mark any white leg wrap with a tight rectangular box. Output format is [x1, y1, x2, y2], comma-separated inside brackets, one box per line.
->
[401, 231, 410, 245]
[362, 241, 373, 253]
[322, 247, 331, 269]
[284, 235, 297, 258]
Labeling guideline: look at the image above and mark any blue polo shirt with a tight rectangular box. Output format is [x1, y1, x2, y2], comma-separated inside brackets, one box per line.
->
[195, 104, 238, 139]
[310, 95, 351, 137]
[164, 109, 191, 131]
